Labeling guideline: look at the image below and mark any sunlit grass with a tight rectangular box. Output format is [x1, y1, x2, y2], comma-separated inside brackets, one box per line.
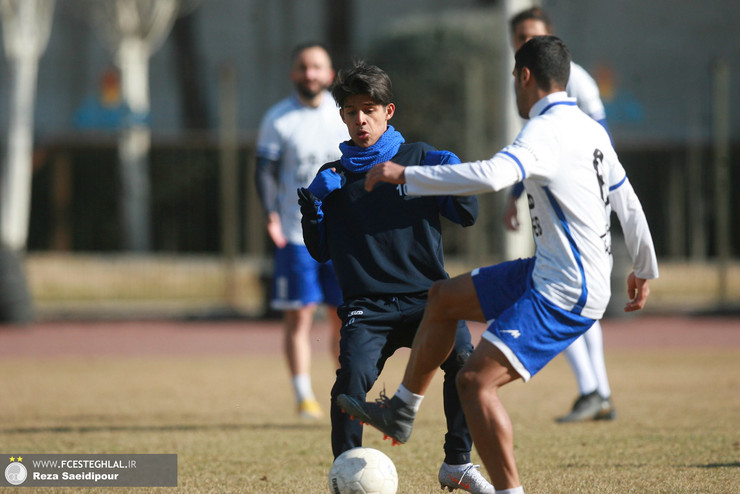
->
[1, 348, 737, 493]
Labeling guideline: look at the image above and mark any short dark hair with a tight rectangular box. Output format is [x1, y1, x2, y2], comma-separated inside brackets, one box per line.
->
[290, 41, 331, 64]
[515, 35, 570, 92]
[509, 6, 553, 34]
[330, 60, 393, 108]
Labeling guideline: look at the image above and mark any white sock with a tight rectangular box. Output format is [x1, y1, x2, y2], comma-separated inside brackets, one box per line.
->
[394, 384, 424, 411]
[292, 374, 314, 402]
[583, 321, 611, 398]
[496, 487, 524, 494]
[563, 335, 598, 395]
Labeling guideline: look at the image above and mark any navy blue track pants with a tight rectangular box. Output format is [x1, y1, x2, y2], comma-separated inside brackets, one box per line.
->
[330, 293, 474, 465]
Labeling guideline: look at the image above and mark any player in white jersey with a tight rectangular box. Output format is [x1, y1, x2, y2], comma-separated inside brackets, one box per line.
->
[255, 42, 348, 419]
[337, 36, 658, 493]
[505, 7, 616, 422]
[509, 8, 608, 131]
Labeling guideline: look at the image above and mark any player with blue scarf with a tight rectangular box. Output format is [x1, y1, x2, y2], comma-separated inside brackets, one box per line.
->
[299, 61, 494, 493]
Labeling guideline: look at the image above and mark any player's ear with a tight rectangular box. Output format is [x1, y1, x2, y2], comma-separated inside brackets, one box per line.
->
[385, 103, 395, 121]
[520, 67, 533, 86]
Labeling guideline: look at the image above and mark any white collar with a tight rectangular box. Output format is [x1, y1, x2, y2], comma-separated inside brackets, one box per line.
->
[528, 91, 576, 119]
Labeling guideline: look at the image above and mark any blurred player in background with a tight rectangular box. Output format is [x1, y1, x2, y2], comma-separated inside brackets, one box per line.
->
[505, 6, 616, 423]
[255, 42, 347, 420]
[299, 61, 494, 493]
[340, 35, 659, 493]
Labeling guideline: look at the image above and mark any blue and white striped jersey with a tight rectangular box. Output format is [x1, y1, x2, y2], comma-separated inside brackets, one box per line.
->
[403, 92, 658, 319]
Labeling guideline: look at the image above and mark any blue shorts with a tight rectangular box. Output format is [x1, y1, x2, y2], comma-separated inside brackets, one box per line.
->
[271, 243, 343, 310]
[472, 258, 595, 381]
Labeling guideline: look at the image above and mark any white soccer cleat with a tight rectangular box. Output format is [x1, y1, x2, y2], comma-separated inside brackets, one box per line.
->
[438, 462, 494, 493]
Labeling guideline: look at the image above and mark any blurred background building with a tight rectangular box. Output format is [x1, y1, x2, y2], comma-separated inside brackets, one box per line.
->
[0, 0, 738, 319]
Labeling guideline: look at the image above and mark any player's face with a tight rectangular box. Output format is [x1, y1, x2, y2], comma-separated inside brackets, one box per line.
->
[513, 67, 530, 119]
[511, 19, 549, 51]
[291, 47, 334, 102]
[340, 94, 395, 148]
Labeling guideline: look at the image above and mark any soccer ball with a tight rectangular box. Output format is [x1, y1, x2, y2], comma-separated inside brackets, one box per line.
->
[328, 447, 398, 494]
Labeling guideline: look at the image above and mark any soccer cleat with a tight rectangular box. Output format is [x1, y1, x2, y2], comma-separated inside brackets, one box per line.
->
[595, 395, 616, 421]
[298, 398, 323, 419]
[555, 390, 604, 423]
[336, 392, 416, 444]
[438, 462, 495, 493]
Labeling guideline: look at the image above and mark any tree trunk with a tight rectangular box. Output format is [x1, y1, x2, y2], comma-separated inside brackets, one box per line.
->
[117, 36, 151, 251]
[0, 56, 37, 251]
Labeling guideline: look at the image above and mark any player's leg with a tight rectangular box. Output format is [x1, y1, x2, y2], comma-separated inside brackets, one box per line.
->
[440, 319, 474, 465]
[438, 319, 496, 494]
[274, 244, 323, 418]
[330, 298, 399, 458]
[563, 336, 598, 396]
[284, 304, 318, 394]
[336, 259, 533, 445]
[583, 320, 610, 397]
[557, 322, 612, 422]
[583, 320, 616, 419]
[557, 335, 600, 421]
[464, 283, 596, 491]
[401, 273, 485, 396]
[401, 257, 533, 396]
[456, 338, 521, 490]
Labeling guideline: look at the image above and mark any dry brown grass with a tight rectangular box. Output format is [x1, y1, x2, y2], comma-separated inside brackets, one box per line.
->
[1, 344, 737, 493]
[24, 254, 740, 319]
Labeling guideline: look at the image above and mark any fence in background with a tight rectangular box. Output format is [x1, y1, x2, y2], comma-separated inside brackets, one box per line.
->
[22, 135, 740, 319]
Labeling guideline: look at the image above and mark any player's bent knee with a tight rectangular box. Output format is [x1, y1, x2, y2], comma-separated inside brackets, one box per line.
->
[426, 279, 457, 316]
[426, 279, 446, 302]
[455, 368, 482, 401]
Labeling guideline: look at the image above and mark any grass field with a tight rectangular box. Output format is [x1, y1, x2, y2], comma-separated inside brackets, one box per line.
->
[0, 318, 738, 493]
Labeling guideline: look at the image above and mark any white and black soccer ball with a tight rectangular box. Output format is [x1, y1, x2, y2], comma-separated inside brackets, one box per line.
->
[328, 447, 398, 494]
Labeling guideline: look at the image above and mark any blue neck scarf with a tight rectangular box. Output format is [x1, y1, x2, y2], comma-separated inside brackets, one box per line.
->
[339, 125, 405, 173]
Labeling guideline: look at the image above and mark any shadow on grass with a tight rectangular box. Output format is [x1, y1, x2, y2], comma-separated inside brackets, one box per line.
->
[0, 422, 326, 435]
[691, 462, 740, 469]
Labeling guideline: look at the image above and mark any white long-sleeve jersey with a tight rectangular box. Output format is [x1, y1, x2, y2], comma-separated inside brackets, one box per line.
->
[256, 91, 348, 244]
[404, 92, 658, 319]
[568, 62, 606, 123]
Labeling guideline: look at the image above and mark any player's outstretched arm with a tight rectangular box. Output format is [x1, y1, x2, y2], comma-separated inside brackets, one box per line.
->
[624, 271, 650, 312]
[365, 161, 405, 191]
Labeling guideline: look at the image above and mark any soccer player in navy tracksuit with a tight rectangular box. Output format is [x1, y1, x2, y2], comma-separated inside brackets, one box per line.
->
[298, 61, 495, 493]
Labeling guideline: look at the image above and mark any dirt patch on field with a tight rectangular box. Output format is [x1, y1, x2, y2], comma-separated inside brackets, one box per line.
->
[0, 315, 737, 358]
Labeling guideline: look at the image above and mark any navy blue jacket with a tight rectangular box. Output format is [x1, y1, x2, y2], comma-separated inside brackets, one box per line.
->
[299, 142, 478, 300]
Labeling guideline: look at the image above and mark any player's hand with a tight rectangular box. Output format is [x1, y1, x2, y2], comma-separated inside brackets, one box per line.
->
[365, 161, 405, 191]
[266, 212, 287, 249]
[624, 271, 649, 312]
[307, 168, 345, 200]
[503, 196, 520, 231]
